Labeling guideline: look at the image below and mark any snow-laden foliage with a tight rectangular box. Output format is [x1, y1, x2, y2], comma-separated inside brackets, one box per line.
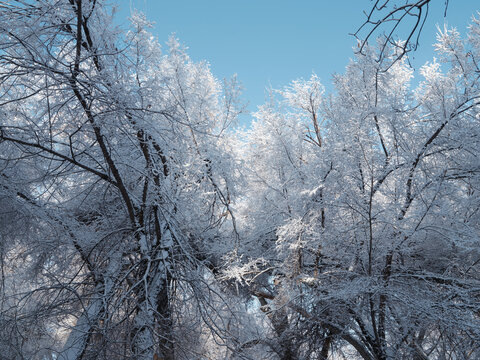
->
[1, 1, 480, 360]
[234, 19, 480, 360]
[0, 1, 244, 359]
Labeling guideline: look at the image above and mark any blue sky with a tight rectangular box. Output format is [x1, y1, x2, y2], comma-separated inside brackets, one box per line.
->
[116, 1, 480, 120]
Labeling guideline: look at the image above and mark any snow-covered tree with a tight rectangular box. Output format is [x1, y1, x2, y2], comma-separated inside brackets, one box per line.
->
[236, 21, 480, 360]
[1, 2, 480, 360]
[0, 1, 243, 359]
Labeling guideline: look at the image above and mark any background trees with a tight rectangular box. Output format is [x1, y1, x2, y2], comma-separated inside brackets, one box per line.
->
[1, 1, 479, 360]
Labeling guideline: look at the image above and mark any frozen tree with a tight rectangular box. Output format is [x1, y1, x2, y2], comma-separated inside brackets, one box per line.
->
[2, 1, 480, 360]
[235, 19, 480, 360]
[0, 1, 244, 359]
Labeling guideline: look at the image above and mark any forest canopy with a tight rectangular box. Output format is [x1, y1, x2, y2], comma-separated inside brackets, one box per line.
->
[0, 1, 479, 359]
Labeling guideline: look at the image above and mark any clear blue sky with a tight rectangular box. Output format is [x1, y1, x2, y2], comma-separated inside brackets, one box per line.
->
[116, 1, 480, 120]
